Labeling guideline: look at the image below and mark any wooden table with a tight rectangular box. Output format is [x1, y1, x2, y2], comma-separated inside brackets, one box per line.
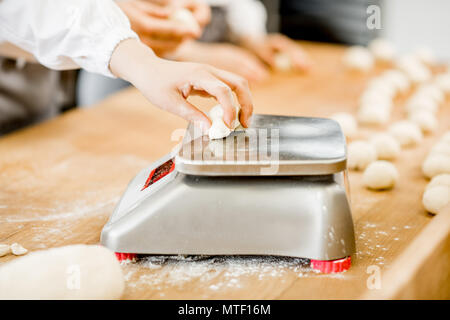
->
[0, 42, 449, 299]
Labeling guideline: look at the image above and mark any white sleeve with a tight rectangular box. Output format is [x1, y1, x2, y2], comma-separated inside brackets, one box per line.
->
[0, 0, 139, 78]
[226, 0, 267, 40]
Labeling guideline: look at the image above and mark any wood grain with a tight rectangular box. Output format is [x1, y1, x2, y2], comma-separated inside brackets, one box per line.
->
[0, 42, 449, 299]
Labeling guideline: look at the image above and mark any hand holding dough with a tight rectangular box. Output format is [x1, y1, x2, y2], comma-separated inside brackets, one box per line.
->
[208, 104, 244, 140]
[0, 245, 124, 300]
[363, 160, 399, 190]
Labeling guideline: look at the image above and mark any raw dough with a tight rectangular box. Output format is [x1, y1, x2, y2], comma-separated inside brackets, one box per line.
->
[434, 73, 450, 93]
[382, 70, 410, 93]
[343, 46, 374, 71]
[370, 133, 401, 160]
[396, 55, 431, 83]
[357, 104, 390, 125]
[408, 110, 438, 134]
[208, 104, 243, 140]
[406, 95, 438, 115]
[169, 8, 199, 32]
[422, 185, 450, 215]
[11, 243, 27, 256]
[208, 118, 232, 140]
[0, 244, 10, 257]
[0, 245, 124, 300]
[363, 160, 399, 190]
[274, 52, 292, 72]
[388, 121, 423, 147]
[426, 174, 450, 190]
[330, 112, 358, 138]
[414, 46, 436, 65]
[422, 154, 450, 179]
[368, 38, 395, 62]
[347, 140, 377, 170]
[416, 84, 444, 104]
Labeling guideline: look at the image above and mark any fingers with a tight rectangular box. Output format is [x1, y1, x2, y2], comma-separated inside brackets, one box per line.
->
[183, 0, 211, 27]
[209, 68, 254, 128]
[189, 74, 237, 128]
[169, 93, 212, 133]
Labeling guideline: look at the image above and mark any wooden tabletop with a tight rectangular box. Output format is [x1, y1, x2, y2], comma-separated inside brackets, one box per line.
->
[0, 42, 449, 299]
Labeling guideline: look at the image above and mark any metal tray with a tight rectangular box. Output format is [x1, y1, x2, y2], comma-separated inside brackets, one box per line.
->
[175, 114, 346, 176]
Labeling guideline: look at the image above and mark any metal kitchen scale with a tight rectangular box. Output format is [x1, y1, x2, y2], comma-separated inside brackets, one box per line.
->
[101, 115, 355, 273]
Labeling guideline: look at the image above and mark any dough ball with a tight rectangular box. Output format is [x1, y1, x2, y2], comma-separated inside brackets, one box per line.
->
[274, 52, 292, 71]
[426, 174, 450, 190]
[370, 133, 401, 160]
[343, 46, 374, 71]
[209, 104, 241, 130]
[388, 121, 423, 147]
[422, 185, 450, 215]
[209, 118, 232, 140]
[430, 142, 450, 157]
[382, 70, 410, 93]
[406, 95, 438, 115]
[368, 38, 396, 61]
[416, 84, 444, 104]
[0, 244, 10, 257]
[0, 245, 124, 300]
[169, 8, 200, 32]
[357, 104, 390, 125]
[11, 243, 27, 256]
[360, 90, 393, 107]
[366, 78, 397, 98]
[422, 154, 450, 178]
[347, 140, 377, 170]
[330, 112, 358, 138]
[414, 46, 436, 65]
[408, 110, 438, 134]
[396, 55, 431, 83]
[434, 73, 450, 93]
[363, 160, 399, 190]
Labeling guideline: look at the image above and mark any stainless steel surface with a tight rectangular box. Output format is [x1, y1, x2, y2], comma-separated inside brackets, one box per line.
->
[101, 165, 355, 261]
[101, 114, 355, 261]
[176, 115, 347, 176]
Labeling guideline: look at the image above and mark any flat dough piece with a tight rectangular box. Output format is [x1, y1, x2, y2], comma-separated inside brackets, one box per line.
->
[0, 244, 10, 257]
[0, 245, 124, 299]
[11, 243, 27, 256]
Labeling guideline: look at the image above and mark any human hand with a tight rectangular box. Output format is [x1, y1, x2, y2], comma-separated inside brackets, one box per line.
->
[242, 33, 311, 71]
[110, 39, 253, 131]
[117, 0, 202, 55]
[171, 41, 269, 82]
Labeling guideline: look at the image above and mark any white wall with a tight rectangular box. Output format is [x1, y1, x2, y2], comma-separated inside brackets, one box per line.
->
[382, 0, 450, 63]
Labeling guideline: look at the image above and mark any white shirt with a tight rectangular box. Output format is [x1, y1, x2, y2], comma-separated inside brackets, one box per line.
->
[0, 0, 138, 78]
[206, 0, 267, 40]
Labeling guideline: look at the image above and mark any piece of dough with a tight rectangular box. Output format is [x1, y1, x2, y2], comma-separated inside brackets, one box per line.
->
[414, 46, 436, 65]
[368, 38, 396, 62]
[408, 110, 438, 134]
[434, 73, 450, 93]
[11, 243, 27, 256]
[347, 140, 377, 170]
[422, 154, 450, 179]
[416, 84, 444, 104]
[0, 245, 124, 299]
[274, 52, 292, 71]
[370, 133, 401, 160]
[396, 55, 431, 83]
[430, 142, 450, 157]
[0, 244, 10, 257]
[388, 121, 423, 147]
[363, 160, 399, 190]
[426, 174, 450, 190]
[330, 112, 358, 138]
[357, 105, 390, 125]
[169, 8, 200, 32]
[343, 46, 374, 71]
[406, 95, 438, 115]
[382, 70, 410, 93]
[422, 185, 450, 215]
[208, 118, 232, 140]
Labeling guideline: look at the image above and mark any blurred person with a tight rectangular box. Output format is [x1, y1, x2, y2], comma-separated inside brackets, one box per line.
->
[0, 0, 253, 135]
